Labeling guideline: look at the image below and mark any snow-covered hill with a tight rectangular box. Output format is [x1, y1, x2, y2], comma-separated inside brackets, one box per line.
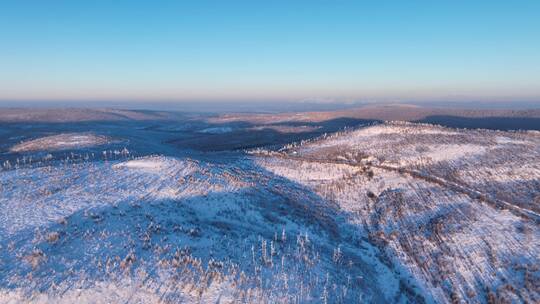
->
[1, 122, 539, 303]
[0, 155, 410, 303]
[254, 122, 540, 303]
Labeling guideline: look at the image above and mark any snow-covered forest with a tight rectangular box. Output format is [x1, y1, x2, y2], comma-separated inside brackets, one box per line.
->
[0, 118, 539, 303]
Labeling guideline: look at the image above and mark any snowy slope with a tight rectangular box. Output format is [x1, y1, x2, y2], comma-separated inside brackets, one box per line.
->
[0, 155, 413, 303]
[254, 122, 540, 303]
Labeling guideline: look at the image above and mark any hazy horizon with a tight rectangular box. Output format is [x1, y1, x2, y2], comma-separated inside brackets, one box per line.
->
[1, 99, 540, 114]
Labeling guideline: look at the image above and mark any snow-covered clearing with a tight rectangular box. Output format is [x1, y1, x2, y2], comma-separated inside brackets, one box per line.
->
[10, 133, 112, 153]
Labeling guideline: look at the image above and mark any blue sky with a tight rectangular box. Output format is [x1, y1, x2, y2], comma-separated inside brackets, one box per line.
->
[1, 0, 539, 103]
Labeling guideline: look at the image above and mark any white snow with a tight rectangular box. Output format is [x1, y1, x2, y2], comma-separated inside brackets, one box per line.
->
[252, 121, 540, 303]
[10, 133, 112, 152]
[419, 144, 486, 162]
[113, 156, 180, 173]
[0, 154, 400, 303]
[198, 127, 233, 134]
[2, 121, 539, 303]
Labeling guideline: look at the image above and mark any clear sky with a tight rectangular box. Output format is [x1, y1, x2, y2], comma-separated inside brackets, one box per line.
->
[1, 0, 539, 104]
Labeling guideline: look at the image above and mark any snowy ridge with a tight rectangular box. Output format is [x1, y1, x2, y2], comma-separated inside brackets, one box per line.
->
[253, 122, 540, 303]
